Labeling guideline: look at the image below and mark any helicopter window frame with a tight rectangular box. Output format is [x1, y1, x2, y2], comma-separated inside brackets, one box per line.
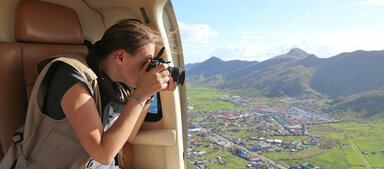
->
[144, 92, 162, 122]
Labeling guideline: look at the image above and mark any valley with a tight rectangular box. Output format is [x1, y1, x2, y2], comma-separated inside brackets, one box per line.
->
[186, 86, 384, 169]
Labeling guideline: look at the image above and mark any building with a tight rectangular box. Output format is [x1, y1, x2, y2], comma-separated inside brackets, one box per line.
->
[300, 162, 321, 169]
[273, 139, 282, 144]
[302, 124, 308, 136]
[188, 128, 206, 134]
[250, 142, 272, 152]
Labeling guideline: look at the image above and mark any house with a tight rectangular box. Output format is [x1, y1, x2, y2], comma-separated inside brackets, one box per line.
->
[197, 151, 206, 155]
[300, 162, 321, 169]
[249, 145, 260, 152]
[188, 128, 205, 134]
[254, 142, 272, 151]
[273, 139, 282, 144]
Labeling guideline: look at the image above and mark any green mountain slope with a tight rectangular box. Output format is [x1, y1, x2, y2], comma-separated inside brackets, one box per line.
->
[330, 88, 384, 118]
[219, 55, 322, 97]
[311, 50, 384, 98]
[187, 48, 384, 99]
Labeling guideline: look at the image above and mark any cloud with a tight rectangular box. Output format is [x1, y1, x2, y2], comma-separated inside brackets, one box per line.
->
[242, 35, 264, 40]
[208, 29, 384, 62]
[349, 0, 384, 6]
[178, 22, 218, 44]
[210, 43, 295, 62]
[359, 11, 368, 16]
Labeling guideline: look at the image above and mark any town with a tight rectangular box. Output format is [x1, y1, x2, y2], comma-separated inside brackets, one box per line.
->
[187, 96, 338, 169]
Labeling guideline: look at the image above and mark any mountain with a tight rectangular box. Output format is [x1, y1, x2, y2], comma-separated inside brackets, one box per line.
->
[272, 48, 310, 60]
[218, 54, 322, 97]
[187, 48, 384, 99]
[185, 62, 200, 71]
[311, 50, 384, 98]
[186, 56, 257, 80]
[222, 48, 310, 81]
[330, 88, 384, 118]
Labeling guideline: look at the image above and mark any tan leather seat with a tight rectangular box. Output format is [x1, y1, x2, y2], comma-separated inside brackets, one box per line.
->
[0, 0, 88, 160]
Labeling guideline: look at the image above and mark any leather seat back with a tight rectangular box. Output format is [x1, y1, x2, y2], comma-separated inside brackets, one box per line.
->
[0, 0, 88, 160]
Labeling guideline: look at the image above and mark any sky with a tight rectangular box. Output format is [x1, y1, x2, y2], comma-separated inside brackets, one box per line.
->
[171, 0, 384, 64]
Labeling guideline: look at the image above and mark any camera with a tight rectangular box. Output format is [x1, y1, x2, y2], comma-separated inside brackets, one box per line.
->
[147, 47, 185, 86]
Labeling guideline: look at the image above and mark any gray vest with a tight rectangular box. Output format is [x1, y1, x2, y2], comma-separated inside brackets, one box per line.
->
[0, 54, 114, 169]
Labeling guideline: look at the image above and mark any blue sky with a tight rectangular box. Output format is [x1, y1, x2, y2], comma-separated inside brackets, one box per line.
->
[172, 0, 384, 64]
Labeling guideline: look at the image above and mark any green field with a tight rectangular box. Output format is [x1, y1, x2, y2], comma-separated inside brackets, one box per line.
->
[264, 122, 384, 169]
[187, 86, 244, 112]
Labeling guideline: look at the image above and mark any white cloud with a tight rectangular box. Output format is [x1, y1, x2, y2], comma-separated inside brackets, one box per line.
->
[178, 22, 218, 44]
[210, 43, 295, 62]
[359, 11, 368, 16]
[242, 35, 264, 40]
[349, 0, 384, 6]
[208, 29, 384, 62]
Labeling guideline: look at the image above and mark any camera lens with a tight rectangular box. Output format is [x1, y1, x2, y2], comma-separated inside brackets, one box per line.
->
[168, 67, 185, 86]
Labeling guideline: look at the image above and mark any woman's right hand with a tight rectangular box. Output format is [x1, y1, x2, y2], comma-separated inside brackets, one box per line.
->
[134, 59, 170, 99]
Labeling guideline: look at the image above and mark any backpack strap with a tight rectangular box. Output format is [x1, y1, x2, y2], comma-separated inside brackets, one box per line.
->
[0, 126, 26, 169]
[12, 128, 27, 168]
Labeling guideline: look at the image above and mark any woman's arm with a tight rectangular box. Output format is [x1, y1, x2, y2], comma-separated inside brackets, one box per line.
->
[61, 62, 175, 165]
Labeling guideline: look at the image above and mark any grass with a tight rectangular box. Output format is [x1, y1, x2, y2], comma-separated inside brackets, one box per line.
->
[264, 145, 349, 169]
[187, 86, 245, 112]
[303, 146, 350, 169]
[263, 121, 384, 169]
[204, 151, 248, 169]
[342, 139, 369, 167]
[273, 136, 310, 142]
[193, 143, 248, 169]
[331, 122, 384, 168]
[227, 129, 253, 138]
[187, 162, 196, 169]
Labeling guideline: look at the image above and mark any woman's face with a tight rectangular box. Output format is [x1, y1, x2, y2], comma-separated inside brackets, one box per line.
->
[121, 43, 155, 88]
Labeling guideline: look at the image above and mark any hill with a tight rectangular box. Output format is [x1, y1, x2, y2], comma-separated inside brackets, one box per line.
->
[330, 88, 384, 118]
[185, 62, 200, 71]
[311, 50, 384, 98]
[188, 48, 384, 99]
[222, 48, 310, 81]
[219, 54, 323, 97]
[186, 56, 257, 80]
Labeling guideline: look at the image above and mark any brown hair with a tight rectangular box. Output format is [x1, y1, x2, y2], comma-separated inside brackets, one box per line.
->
[87, 19, 161, 71]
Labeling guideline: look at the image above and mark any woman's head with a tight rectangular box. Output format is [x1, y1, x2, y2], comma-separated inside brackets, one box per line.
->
[88, 19, 162, 87]
[95, 19, 161, 60]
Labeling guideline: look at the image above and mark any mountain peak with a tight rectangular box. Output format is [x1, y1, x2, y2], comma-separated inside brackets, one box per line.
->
[207, 56, 221, 61]
[287, 48, 310, 58]
[204, 56, 223, 63]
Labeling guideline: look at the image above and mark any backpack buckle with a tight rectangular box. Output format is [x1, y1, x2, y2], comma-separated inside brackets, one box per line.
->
[13, 132, 23, 144]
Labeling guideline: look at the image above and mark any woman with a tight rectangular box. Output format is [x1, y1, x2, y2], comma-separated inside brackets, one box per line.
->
[59, 20, 177, 168]
[1, 19, 176, 169]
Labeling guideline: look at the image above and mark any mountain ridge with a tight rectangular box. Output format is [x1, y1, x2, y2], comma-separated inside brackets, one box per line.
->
[188, 48, 384, 99]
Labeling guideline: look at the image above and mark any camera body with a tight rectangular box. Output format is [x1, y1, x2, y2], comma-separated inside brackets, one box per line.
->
[147, 47, 185, 86]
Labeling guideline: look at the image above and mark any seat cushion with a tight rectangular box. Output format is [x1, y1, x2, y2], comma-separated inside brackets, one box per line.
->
[20, 43, 88, 99]
[0, 42, 28, 155]
[15, 0, 83, 44]
[0, 0, 89, 160]
[0, 42, 88, 158]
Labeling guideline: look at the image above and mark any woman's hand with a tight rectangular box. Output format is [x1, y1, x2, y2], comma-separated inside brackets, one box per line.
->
[134, 59, 172, 99]
[162, 76, 177, 91]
